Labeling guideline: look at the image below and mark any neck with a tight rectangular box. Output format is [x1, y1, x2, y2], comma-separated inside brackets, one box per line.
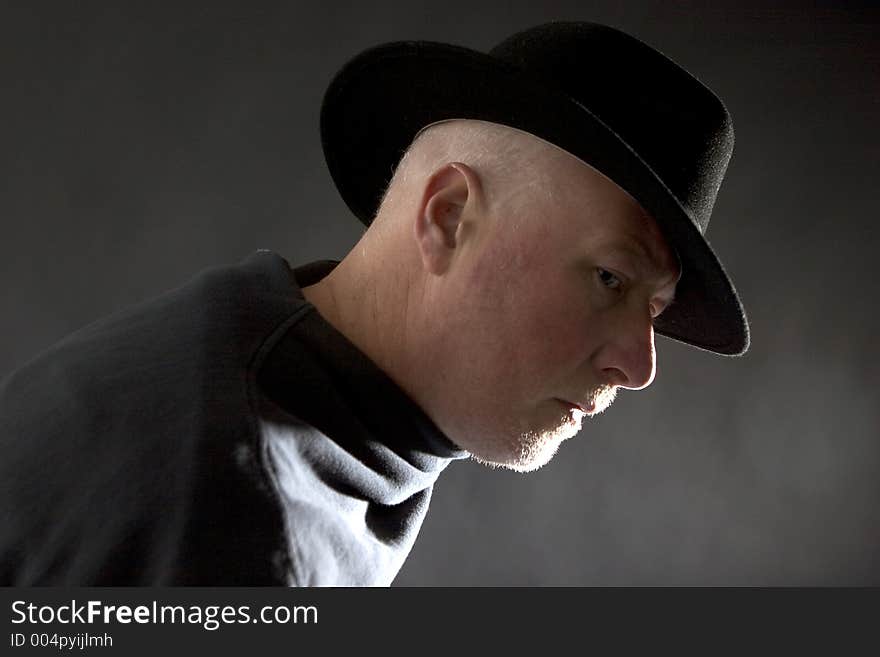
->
[300, 223, 425, 403]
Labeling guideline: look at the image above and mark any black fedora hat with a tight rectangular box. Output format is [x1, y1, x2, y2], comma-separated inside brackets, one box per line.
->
[320, 21, 749, 356]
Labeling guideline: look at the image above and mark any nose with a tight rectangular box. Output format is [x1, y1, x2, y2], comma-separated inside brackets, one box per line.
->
[594, 315, 657, 390]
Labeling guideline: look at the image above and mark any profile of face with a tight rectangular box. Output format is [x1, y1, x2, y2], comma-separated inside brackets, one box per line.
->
[411, 126, 680, 472]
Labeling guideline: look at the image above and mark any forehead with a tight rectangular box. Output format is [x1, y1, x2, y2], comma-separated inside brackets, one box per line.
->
[521, 140, 680, 284]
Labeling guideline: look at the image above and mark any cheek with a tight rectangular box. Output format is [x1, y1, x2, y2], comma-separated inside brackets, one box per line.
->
[451, 228, 595, 388]
[487, 271, 594, 384]
[517, 283, 593, 370]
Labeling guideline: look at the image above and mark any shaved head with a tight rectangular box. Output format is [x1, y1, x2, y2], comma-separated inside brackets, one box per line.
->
[376, 119, 565, 229]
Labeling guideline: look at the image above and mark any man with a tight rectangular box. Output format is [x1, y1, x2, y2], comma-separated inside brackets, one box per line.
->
[0, 22, 748, 586]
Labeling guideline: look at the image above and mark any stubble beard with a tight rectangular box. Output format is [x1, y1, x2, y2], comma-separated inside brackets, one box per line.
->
[470, 383, 619, 473]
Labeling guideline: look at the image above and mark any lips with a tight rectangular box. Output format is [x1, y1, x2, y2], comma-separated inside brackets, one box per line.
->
[556, 398, 595, 414]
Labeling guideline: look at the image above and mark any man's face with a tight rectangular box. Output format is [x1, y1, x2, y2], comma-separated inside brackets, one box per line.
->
[425, 146, 680, 472]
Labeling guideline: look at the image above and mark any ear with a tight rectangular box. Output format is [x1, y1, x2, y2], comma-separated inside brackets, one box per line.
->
[414, 162, 482, 275]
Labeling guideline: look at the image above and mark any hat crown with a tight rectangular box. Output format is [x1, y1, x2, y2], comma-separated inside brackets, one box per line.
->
[319, 21, 750, 355]
[490, 22, 734, 232]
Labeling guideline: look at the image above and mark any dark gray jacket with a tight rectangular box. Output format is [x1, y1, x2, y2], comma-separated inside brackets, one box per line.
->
[0, 251, 465, 585]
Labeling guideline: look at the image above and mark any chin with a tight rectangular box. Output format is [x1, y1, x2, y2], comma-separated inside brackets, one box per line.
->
[470, 419, 579, 473]
[471, 439, 560, 473]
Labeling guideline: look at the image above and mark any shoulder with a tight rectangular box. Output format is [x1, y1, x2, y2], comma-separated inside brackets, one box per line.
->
[0, 250, 303, 439]
[4, 250, 300, 392]
[0, 250, 302, 584]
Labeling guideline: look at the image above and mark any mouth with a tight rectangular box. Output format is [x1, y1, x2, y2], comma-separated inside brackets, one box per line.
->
[556, 398, 595, 415]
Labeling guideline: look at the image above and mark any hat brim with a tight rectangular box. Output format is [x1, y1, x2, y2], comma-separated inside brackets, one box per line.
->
[320, 41, 749, 356]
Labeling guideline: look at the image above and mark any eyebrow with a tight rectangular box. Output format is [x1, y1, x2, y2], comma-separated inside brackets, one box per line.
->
[603, 241, 680, 305]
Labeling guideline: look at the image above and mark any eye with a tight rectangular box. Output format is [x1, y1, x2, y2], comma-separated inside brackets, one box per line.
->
[596, 268, 622, 290]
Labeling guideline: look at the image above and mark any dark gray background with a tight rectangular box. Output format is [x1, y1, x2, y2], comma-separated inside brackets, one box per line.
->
[2, 1, 877, 585]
